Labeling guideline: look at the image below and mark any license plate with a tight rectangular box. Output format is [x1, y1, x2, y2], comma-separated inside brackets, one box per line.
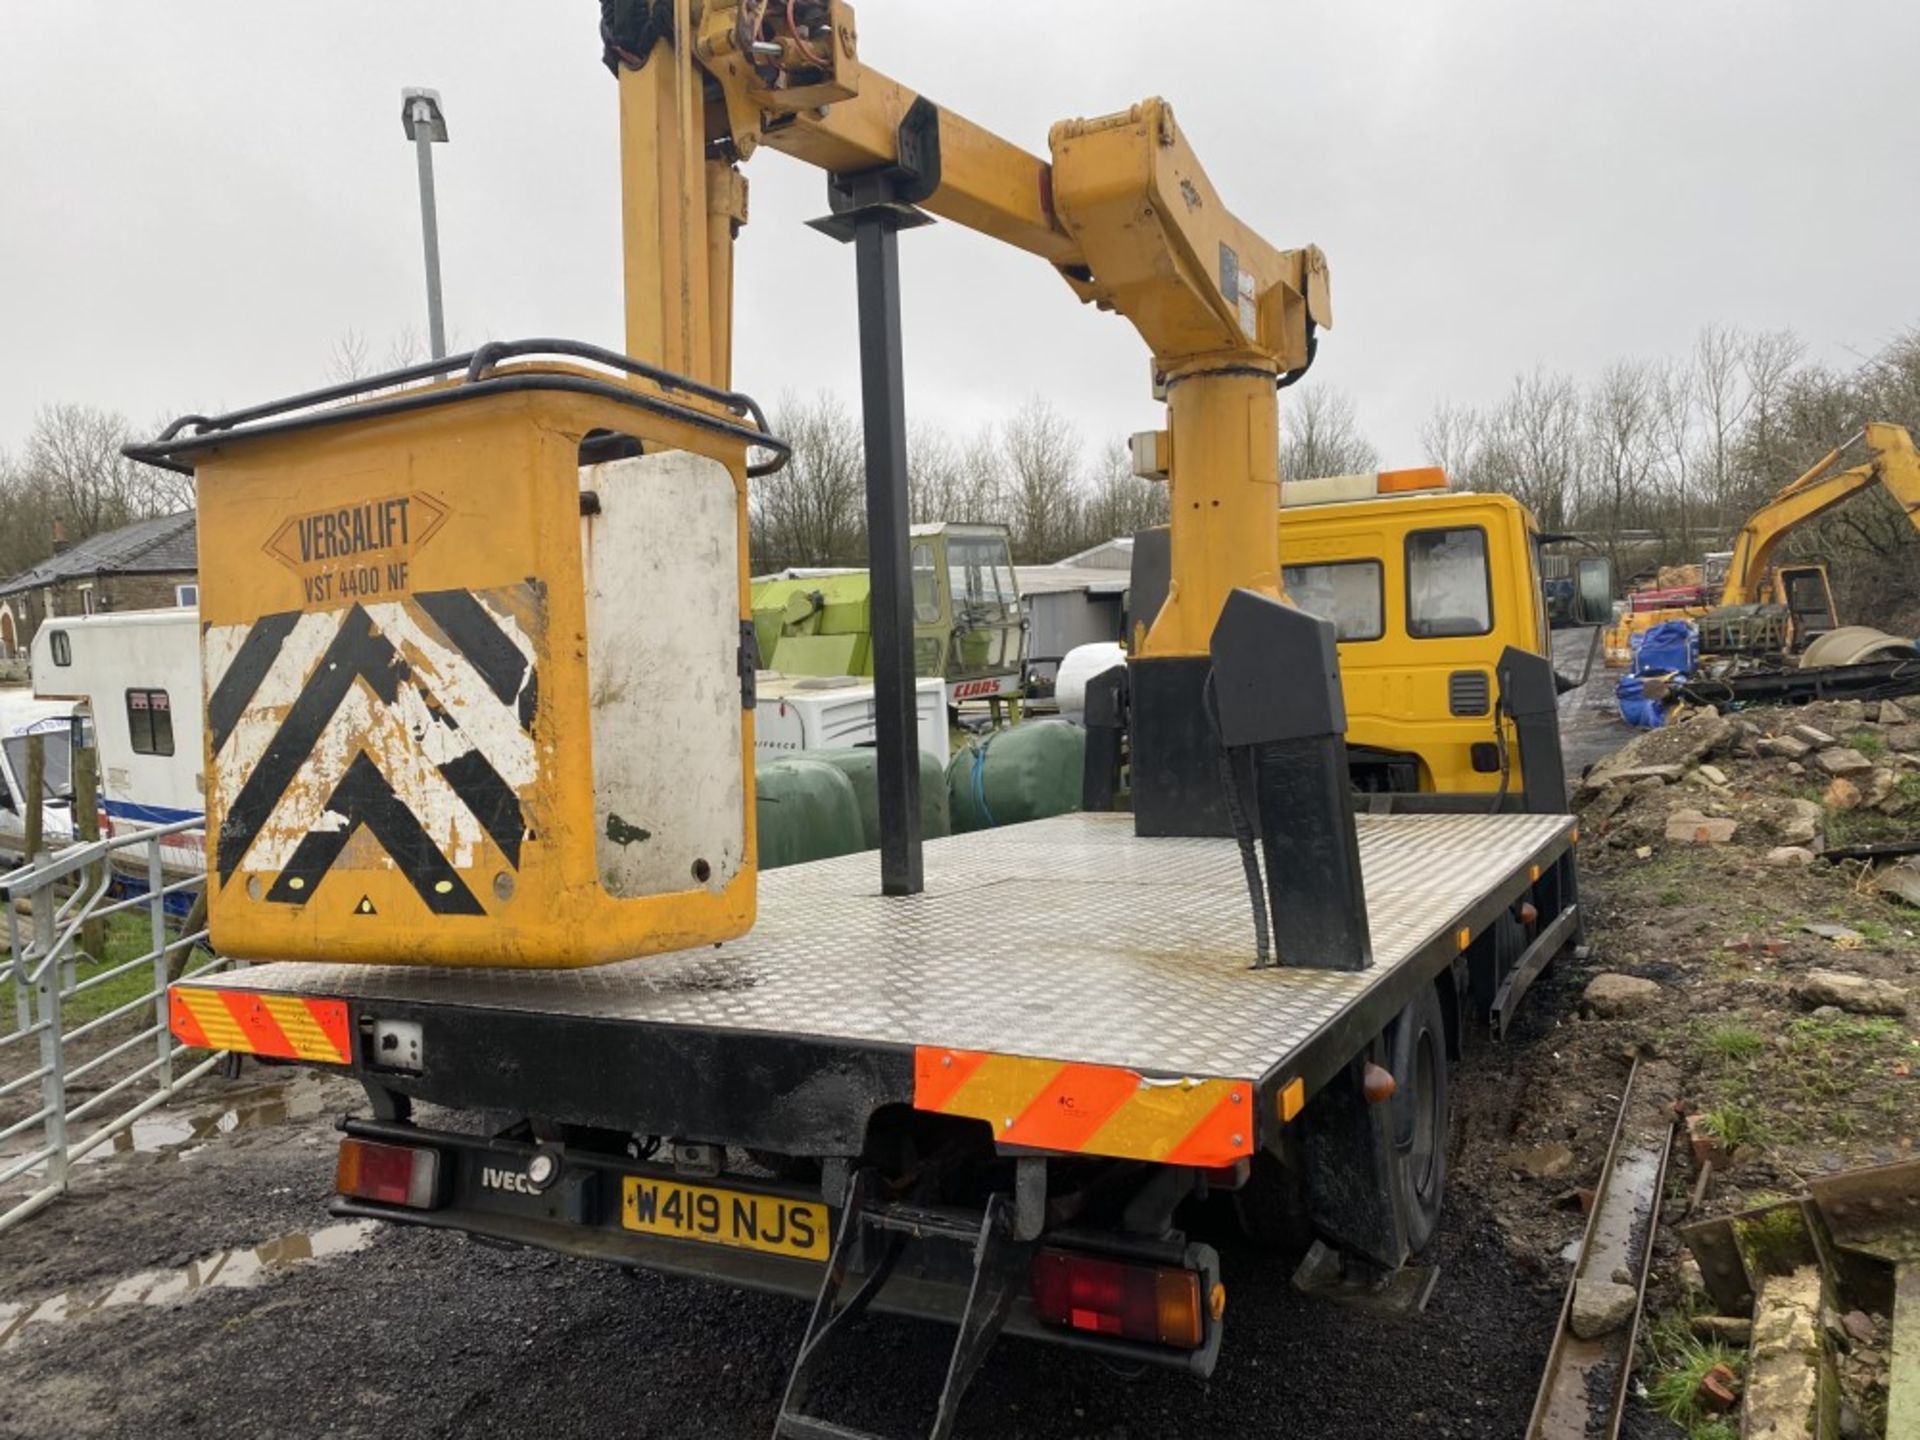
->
[620, 1177, 830, 1262]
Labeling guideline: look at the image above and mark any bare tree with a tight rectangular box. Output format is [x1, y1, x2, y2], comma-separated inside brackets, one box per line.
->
[908, 422, 995, 526]
[1650, 358, 1699, 553]
[1001, 397, 1084, 562]
[329, 328, 375, 383]
[23, 405, 156, 534]
[1582, 361, 1661, 572]
[1280, 386, 1379, 481]
[384, 325, 429, 372]
[1734, 329, 1809, 499]
[0, 447, 36, 579]
[1419, 401, 1481, 480]
[0, 405, 192, 581]
[1490, 370, 1583, 530]
[1081, 437, 1169, 544]
[751, 391, 866, 571]
[1691, 325, 1755, 526]
[953, 426, 1007, 525]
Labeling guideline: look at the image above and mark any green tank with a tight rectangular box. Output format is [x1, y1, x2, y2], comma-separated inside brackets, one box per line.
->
[801, 748, 951, 850]
[947, 721, 1086, 834]
[754, 758, 867, 871]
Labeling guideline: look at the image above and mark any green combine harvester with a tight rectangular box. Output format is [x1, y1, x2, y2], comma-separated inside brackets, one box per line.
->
[752, 523, 1026, 713]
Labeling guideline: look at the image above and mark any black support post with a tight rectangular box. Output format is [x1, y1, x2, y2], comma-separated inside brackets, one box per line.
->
[852, 212, 923, 896]
[808, 99, 943, 898]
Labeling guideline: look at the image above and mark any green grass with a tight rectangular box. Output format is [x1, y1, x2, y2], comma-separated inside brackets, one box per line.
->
[1786, 1015, 1904, 1046]
[1826, 804, 1911, 848]
[1734, 1203, 1812, 1274]
[5, 912, 207, 1026]
[1701, 1022, 1766, 1062]
[1853, 730, 1889, 759]
[1658, 885, 1687, 907]
[1698, 1104, 1762, 1149]
[1644, 1316, 1742, 1434]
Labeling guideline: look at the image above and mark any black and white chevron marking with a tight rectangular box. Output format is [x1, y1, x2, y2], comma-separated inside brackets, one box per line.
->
[205, 587, 540, 916]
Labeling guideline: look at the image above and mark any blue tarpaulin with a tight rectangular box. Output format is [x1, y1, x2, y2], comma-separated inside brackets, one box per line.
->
[1634, 620, 1698, 679]
[1616, 674, 1666, 729]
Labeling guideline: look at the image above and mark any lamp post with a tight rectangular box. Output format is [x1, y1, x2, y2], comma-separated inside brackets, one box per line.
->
[401, 88, 450, 360]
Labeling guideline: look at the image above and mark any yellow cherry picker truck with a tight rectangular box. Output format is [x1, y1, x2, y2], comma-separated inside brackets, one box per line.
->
[131, 6, 1583, 1435]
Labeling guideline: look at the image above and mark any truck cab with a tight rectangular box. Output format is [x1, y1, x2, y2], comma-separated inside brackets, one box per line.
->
[0, 692, 85, 864]
[1275, 476, 1553, 796]
[1130, 471, 1588, 799]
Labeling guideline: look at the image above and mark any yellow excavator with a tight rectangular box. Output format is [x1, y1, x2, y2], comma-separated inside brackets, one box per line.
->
[1605, 421, 1920, 666]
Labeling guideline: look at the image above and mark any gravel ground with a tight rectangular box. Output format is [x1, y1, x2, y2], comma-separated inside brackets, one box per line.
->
[0, 634, 1648, 1440]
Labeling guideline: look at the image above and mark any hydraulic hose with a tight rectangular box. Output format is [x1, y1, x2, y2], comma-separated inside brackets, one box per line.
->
[1204, 672, 1273, 969]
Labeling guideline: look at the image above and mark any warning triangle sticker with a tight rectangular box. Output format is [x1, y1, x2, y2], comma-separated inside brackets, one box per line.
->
[353, 895, 378, 917]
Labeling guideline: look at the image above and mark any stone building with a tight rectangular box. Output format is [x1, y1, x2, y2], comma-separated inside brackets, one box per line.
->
[0, 511, 197, 659]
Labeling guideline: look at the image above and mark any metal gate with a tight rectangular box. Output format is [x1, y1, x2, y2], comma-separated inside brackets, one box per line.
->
[0, 822, 231, 1231]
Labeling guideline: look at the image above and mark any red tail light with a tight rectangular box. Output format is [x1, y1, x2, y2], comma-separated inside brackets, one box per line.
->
[336, 1139, 441, 1209]
[1030, 1250, 1209, 1348]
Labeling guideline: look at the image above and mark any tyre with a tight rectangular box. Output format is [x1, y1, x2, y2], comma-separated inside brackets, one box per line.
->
[1389, 982, 1450, 1256]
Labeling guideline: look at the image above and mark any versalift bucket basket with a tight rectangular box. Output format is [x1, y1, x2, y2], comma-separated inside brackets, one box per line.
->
[127, 341, 789, 968]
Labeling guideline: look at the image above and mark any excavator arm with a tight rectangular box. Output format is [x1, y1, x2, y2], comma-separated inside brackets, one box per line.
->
[603, 0, 1331, 654]
[1722, 422, 1920, 605]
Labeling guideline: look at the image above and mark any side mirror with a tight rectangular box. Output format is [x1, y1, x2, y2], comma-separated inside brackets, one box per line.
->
[1575, 557, 1615, 625]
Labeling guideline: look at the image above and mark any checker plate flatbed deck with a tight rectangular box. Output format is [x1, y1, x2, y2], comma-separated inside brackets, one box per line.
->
[198, 810, 1576, 1161]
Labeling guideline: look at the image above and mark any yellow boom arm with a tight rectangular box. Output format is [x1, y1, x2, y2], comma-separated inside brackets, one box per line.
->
[607, 0, 1331, 656]
[1722, 421, 1920, 605]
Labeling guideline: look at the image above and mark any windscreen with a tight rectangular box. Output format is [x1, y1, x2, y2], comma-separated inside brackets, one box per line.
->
[2, 727, 74, 801]
[947, 535, 1017, 619]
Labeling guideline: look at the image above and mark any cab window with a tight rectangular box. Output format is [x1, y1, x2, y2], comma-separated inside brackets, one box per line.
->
[1282, 560, 1384, 642]
[1407, 527, 1493, 638]
[911, 543, 941, 624]
[946, 536, 1016, 617]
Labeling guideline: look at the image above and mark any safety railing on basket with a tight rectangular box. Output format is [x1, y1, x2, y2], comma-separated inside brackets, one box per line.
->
[0, 818, 233, 1232]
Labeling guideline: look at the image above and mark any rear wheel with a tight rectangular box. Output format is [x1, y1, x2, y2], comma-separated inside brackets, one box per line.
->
[1390, 983, 1450, 1256]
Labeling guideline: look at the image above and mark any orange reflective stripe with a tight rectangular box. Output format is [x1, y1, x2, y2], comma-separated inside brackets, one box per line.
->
[168, 991, 213, 1049]
[913, 1047, 988, 1113]
[168, 989, 351, 1065]
[1163, 1089, 1254, 1168]
[1083, 1077, 1249, 1165]
[258, 995, 350, 1064]
[173, 989, 252, 1053]
[1005, 1064, 1139, 1153]
[913, 1047, 1255, 1165]
[222, 991, 295, 1056]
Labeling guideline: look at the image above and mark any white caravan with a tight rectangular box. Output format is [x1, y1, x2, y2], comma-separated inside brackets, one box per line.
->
[26, 609, 205, 880]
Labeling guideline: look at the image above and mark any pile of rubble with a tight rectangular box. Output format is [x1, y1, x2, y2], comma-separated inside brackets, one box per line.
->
[1575, 697, 1920, 881]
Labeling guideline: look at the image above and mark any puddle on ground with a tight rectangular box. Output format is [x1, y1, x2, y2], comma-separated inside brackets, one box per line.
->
[0, 1220, 378, 1349]
[0, 1072, 333, 1183]
[79, 1075, 331, 1165]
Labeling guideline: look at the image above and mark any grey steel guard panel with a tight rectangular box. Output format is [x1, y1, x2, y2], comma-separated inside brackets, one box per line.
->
[214, 811, 1572, 1081]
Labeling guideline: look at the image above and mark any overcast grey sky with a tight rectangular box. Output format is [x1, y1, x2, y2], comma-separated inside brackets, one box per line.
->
[3, 1, 1917, 470]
